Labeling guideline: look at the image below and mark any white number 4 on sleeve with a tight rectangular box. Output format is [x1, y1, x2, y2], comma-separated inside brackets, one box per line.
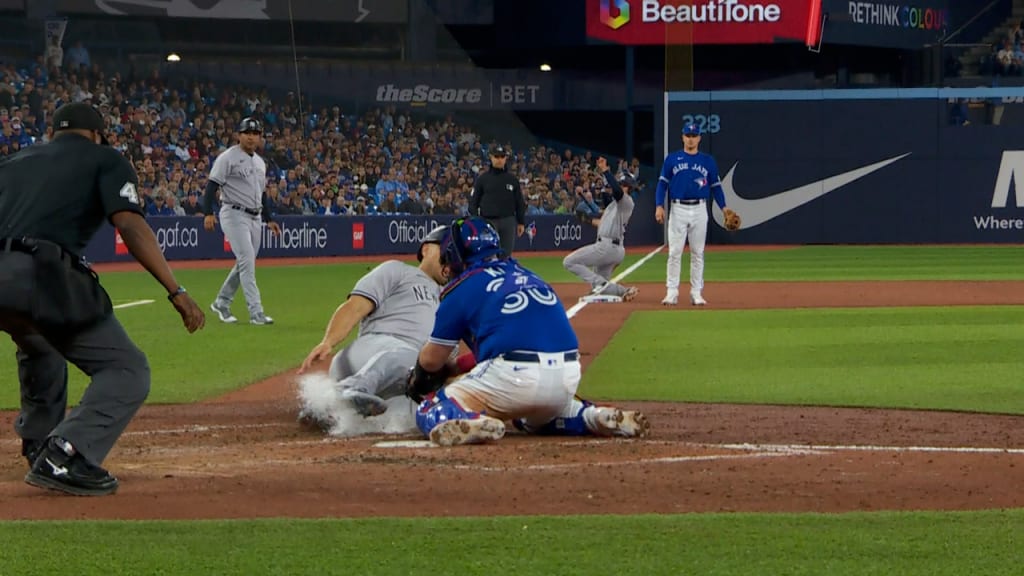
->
[119, 182, 140, 205]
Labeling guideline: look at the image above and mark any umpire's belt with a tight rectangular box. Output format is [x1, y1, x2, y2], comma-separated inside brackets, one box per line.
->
[503, 351, 579, 363]
[228, 204, 261, 216]
[672, 198, 704, 205]
[0, 237, 36, 254]
[598, 237, 621, 246]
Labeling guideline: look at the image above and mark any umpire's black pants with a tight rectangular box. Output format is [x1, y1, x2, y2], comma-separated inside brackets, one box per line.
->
[485, 215, 518, 258]
[0, 251, 150, 466]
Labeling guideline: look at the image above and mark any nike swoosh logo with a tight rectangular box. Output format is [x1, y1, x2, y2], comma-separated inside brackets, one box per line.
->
[712, 153, 911, 230]
[46, 459, 69, 477]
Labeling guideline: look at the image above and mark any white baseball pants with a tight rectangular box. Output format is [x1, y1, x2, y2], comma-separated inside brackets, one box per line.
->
[666, 201, 707, 297]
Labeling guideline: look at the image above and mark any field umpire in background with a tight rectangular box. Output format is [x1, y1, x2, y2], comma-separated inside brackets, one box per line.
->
[469, 144, 526, 257]
[0, 102, 205, 496]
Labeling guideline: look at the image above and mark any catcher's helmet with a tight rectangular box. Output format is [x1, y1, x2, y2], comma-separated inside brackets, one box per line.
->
[238, 117, 262, 134]
[417, 225, 449, 263]
[440, 217, 503, 276]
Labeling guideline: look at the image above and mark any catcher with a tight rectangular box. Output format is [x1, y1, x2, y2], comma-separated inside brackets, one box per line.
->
[404, 217, 649, 446]
[562, 157, 638, 301]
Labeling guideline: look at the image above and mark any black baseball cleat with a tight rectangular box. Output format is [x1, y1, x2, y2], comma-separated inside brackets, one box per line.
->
[21, 438, 44, 469]
[24, 437, 119, 496]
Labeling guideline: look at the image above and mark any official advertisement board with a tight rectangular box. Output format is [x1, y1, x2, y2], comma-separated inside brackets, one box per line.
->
[585, 0, 818, 45]
[821, 0, 948, 49]
[54, 0, 408, 23]
[82, 214, 615, 264]
[664, 89, 1024, 244]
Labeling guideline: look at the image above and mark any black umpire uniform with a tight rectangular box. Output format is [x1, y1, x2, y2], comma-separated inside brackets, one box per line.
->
[468, 144, 526, 257]
[0, 102, 204, 496]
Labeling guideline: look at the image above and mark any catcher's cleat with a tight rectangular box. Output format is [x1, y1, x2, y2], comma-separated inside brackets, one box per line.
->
[690, 293, 707, 306]
[589, 407, 650, 438]
[430, 416, 505, 446]
[22, 438, 44, 469]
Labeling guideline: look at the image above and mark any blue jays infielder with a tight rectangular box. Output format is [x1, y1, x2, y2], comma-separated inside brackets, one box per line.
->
[404, 217, 649, 446]
[655, 122, 728, 306]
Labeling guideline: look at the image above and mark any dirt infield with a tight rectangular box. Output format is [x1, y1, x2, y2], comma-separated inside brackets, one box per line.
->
[2, 277, 1024, 520]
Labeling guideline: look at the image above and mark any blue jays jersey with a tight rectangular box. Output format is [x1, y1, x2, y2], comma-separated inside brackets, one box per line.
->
[655, 150, 726, 208]
[428, 259, 579, 362]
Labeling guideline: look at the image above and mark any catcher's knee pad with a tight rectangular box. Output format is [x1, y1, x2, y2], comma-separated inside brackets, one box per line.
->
[415, 389, 482, 437]
[514, 398, 593, 436]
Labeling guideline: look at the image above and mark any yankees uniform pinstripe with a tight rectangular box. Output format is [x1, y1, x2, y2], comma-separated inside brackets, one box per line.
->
[563, 171, 636, 299]
[328, 260, 441, 404]
[208, 140, 272, 322]
[656, 123, 727, 306]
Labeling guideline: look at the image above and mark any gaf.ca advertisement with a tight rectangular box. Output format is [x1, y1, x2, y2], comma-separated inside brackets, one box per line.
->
[585, 0, 818, 45]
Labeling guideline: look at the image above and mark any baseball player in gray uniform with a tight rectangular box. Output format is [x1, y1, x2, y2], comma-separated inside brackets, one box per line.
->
[563, 157, 638, 300]
[203, 118, 281, 325]
[297, 226, 450, 421]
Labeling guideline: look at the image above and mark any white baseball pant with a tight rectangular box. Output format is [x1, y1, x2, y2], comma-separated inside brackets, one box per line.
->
[666, 200, 707, 297]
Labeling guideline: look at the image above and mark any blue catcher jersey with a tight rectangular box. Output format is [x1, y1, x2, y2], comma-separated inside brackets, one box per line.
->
[655, 150, 725, 208]
[428, 259, 579, 361]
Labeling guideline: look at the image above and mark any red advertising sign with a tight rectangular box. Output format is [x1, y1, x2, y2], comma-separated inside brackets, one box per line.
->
[114, 230, 128, 255]
[352, 222, 365, 250]
[586, 0, 817, 45]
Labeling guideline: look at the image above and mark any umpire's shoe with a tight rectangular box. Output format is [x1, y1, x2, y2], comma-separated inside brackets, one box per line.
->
[21, 438, 44, 469]
[24, 437, 119, 496]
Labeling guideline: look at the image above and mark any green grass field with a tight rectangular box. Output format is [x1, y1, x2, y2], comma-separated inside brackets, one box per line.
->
[2, 245, 1022, 574]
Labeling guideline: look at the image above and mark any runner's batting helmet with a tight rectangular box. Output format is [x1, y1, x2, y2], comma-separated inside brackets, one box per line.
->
[418, 225, 449, 263]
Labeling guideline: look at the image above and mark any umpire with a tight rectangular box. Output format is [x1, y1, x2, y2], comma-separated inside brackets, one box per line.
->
[0, 102, 205, 496]
[468, 144, 526, 257]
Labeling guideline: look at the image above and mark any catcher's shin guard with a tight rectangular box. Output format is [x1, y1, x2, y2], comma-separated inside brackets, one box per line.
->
[416, 389, 492, 440]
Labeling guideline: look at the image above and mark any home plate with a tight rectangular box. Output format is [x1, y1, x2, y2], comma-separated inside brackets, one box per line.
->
[374, 440, 436, 449]
[579, 294, 623, 303]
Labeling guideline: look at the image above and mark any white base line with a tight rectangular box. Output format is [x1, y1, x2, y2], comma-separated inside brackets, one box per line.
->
[565, 244, 665, 319]
[715, 442, 1024, 455]
[453, 450, 803, 472]
[113, 299, 155, 310]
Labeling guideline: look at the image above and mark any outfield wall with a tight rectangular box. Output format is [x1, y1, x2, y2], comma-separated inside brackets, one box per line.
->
[81, 214, 635, 263]
[662, 88, 1024, 245]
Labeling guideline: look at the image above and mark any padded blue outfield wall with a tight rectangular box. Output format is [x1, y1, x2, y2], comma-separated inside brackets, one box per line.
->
[660, 88, 1024, 244]
[80, 214, 644, 263]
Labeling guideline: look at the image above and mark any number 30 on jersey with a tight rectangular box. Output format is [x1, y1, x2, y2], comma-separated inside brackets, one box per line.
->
[681, 114, 721, 134]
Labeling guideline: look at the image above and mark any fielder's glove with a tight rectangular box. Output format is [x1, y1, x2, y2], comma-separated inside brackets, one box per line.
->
[405, 361, 452, 404]
[723, 208, 742, 231]
[575, 208, 592, 225]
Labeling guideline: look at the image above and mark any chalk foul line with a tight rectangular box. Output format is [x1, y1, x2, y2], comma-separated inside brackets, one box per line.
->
[113, 299, 155, 310]
[566, 244, 665, 319]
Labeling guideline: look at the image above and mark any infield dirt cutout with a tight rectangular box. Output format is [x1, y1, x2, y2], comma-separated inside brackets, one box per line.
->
[2, 254, 1024, 519]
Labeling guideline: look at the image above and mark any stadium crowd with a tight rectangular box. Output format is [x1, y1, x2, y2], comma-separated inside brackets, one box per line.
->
[0, 47, 645, 219]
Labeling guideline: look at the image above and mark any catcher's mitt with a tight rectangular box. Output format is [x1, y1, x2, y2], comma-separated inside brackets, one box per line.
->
[722, 208, 742, 231]
[405, 361, 453, 403]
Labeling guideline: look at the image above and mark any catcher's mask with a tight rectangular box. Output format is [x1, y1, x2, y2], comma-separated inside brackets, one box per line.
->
[417, 225, 449, 262]
[440, 217, 503, 276]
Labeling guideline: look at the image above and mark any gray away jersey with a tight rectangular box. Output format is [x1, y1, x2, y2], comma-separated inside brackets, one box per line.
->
[596, 192, 634, 242]
[349, 260, 440, 348]
[208, 145, 267, 211]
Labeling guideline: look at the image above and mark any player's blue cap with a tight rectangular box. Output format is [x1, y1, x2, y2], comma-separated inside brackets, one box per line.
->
[682, 122, 701, 136]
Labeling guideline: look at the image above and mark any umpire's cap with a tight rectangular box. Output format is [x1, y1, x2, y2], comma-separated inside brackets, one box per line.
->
[53, 102, 109, 145]
[417, 224, 449, 262]
[238, 117, 263, 134]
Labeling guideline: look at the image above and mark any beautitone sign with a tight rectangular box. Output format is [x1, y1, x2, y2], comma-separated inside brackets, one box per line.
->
[586, 0, 818, 44]
[54, 0, 408, 23]
[821, 0, 948, 48]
